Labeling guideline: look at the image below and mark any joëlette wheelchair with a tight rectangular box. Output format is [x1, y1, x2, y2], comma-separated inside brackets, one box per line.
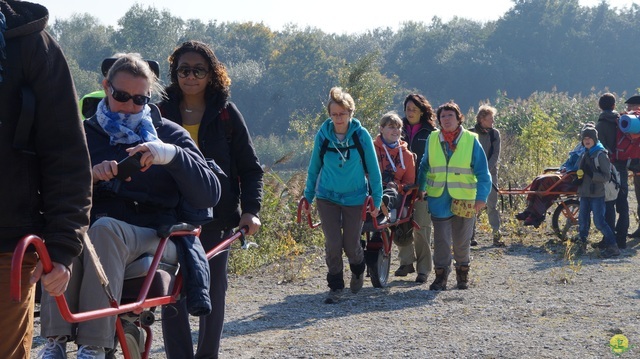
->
[297, 186, 419, 288]
[11, 223, 250, 359]
[498, 168, 578, 240]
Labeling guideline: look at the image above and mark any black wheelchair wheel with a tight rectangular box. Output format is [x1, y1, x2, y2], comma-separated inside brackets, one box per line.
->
[551, 199, 580, 241]
[365, 248, 390, 288]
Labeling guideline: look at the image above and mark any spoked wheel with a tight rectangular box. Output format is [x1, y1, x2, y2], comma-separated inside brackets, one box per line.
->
[551, 199, 580, 241]
[365, 248, 390, 288]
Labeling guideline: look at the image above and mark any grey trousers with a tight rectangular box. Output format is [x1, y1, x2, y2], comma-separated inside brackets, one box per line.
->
[486, 183, 501, 233]
[316, 199, 364, 276]
[397, 199, 433, 275]
[40, 217, 177, 349]
[432, 215, 474, 270]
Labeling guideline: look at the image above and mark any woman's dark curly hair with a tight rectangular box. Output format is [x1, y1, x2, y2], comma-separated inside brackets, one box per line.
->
[403, 93, 436, 128]
[165, 40, 231, 100]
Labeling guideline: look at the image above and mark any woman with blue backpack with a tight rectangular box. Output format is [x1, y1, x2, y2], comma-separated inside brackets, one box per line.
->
[303, 87, 383, 304]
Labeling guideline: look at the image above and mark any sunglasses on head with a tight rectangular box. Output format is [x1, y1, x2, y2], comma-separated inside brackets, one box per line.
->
[176, 66, 210, 79]
[108, 82, 151, 106]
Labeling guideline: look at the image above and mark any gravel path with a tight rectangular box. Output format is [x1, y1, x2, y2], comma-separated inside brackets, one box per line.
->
[31, 227, 640, 358]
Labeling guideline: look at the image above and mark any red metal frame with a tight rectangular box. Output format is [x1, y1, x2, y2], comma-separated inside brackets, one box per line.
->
[11, 226, 247, 359]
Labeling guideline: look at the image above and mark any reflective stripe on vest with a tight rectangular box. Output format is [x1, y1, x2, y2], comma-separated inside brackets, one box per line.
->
[426, 129, 477, 200]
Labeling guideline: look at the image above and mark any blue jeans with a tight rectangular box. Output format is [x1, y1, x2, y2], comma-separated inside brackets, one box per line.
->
[579, 196, 616, 246]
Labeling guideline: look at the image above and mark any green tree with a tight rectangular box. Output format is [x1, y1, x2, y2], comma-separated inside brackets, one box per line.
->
[112, 4, 185, 74]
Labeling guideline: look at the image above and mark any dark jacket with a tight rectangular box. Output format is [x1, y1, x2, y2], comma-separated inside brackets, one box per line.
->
[85, 104, 220, 228]
[158, 90, 263, 230]
[595, 110, 619, 162]
[577, 149, 611, 198]
[86, 103, 220, 315]
[0, 1, 91, 266]
[402, 117, 436, 177]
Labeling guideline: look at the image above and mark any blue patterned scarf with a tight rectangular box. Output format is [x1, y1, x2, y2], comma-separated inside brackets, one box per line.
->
[96, 99, 158, 145]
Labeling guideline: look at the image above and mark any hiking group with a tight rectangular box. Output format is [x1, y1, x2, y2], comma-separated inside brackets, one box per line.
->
[1, 1, 638, 358]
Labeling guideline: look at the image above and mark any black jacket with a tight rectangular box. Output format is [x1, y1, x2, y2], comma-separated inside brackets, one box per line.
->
[0, 1, 92, 266]
[402, 117, 436, 177]
[85, 104, 220, 228]
[595, 110, 619, 159]
[158, 90, 263, 231]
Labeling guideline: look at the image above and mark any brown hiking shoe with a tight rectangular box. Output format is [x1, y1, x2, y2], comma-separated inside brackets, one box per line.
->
[600, 245, 621, 258]
[394, 264, 415, 277]
[493, 232, 506, 247]
[456, 265, 470, 289]
[324, 289, 343, 304]
[415, 273, 428, 284]
[429, 268, 448, 291]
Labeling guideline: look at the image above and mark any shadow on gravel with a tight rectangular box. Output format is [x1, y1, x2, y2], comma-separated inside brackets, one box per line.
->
[223, 286, 437, 338]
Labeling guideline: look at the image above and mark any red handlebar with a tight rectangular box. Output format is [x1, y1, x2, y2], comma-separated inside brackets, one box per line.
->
[296, 197, 321, 229]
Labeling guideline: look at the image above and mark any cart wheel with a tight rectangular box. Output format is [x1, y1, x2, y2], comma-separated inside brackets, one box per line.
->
[107, 320, 143, 359]
[123, 321, 143, 359]
[365, 248, 390, 288]
[551, 199, 579, 241]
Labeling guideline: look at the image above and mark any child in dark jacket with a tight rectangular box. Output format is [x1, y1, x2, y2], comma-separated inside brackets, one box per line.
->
[576, 124, 620, 258]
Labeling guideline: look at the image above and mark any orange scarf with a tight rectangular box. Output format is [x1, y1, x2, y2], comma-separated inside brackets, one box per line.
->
[442, 126, 461, 152]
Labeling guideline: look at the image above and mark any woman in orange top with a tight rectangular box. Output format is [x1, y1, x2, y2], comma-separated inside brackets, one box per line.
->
[374, 111, 416, 219]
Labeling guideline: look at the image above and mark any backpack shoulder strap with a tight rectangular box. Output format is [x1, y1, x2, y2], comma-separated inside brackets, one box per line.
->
[351, 131, 368, 174]
[319, 136, 330, 167]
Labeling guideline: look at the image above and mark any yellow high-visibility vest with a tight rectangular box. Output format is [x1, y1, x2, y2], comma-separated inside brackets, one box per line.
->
[426, 129, 477, 200]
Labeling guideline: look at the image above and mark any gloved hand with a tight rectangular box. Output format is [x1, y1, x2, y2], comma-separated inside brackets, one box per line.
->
[573, 177, 583, 186]
[145, 141, 177, 165]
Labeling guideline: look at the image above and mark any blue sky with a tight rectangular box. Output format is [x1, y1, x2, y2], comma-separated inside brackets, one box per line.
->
[40, 0, 638, 35]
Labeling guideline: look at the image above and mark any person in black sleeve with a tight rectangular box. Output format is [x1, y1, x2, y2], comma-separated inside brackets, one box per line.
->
[0, 2, 92, 357]
[157, 40, 264, 359]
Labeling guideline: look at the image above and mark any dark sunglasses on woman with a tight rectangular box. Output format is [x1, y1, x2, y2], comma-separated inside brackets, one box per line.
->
[108, 81, 151, 106]
[176, 66, 209, 79]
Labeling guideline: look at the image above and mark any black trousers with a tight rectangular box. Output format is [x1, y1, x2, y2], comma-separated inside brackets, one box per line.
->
[162, 225, 231, 359]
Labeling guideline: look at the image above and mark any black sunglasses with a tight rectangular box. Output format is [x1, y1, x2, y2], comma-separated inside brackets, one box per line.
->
[108, 82, 151, 106]
[176, 66, 210, 79]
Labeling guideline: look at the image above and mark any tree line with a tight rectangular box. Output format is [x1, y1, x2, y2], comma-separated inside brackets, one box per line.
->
[51, 0, 638, 147]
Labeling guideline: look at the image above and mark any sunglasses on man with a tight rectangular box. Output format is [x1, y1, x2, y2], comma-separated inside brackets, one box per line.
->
[108, 81, 151, 106]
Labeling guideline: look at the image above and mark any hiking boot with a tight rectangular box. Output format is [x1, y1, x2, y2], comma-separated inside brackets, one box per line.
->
[600, 245, 621, 258]
[38, 336, 68, 359]
[628, 228, 640, 238]
[524, 215, 544, 227]
[350, 272, 364, 294]
[574, 241, 588, 256]
[456, 265, 470, 290]
[415, 273, 428, 284]
[493, 232, 506, 247]
[349, 261, 366, 293]
[591, 240, 606, 249]
[77, 345, 106, 359]
[429, 268, 448, 291]
[394, 264, 415, 277]
[324, 288, 343, 304]
[617, 238, 627, 249]
[470, 238, 478, 246]
[515, 210, 530, 221]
